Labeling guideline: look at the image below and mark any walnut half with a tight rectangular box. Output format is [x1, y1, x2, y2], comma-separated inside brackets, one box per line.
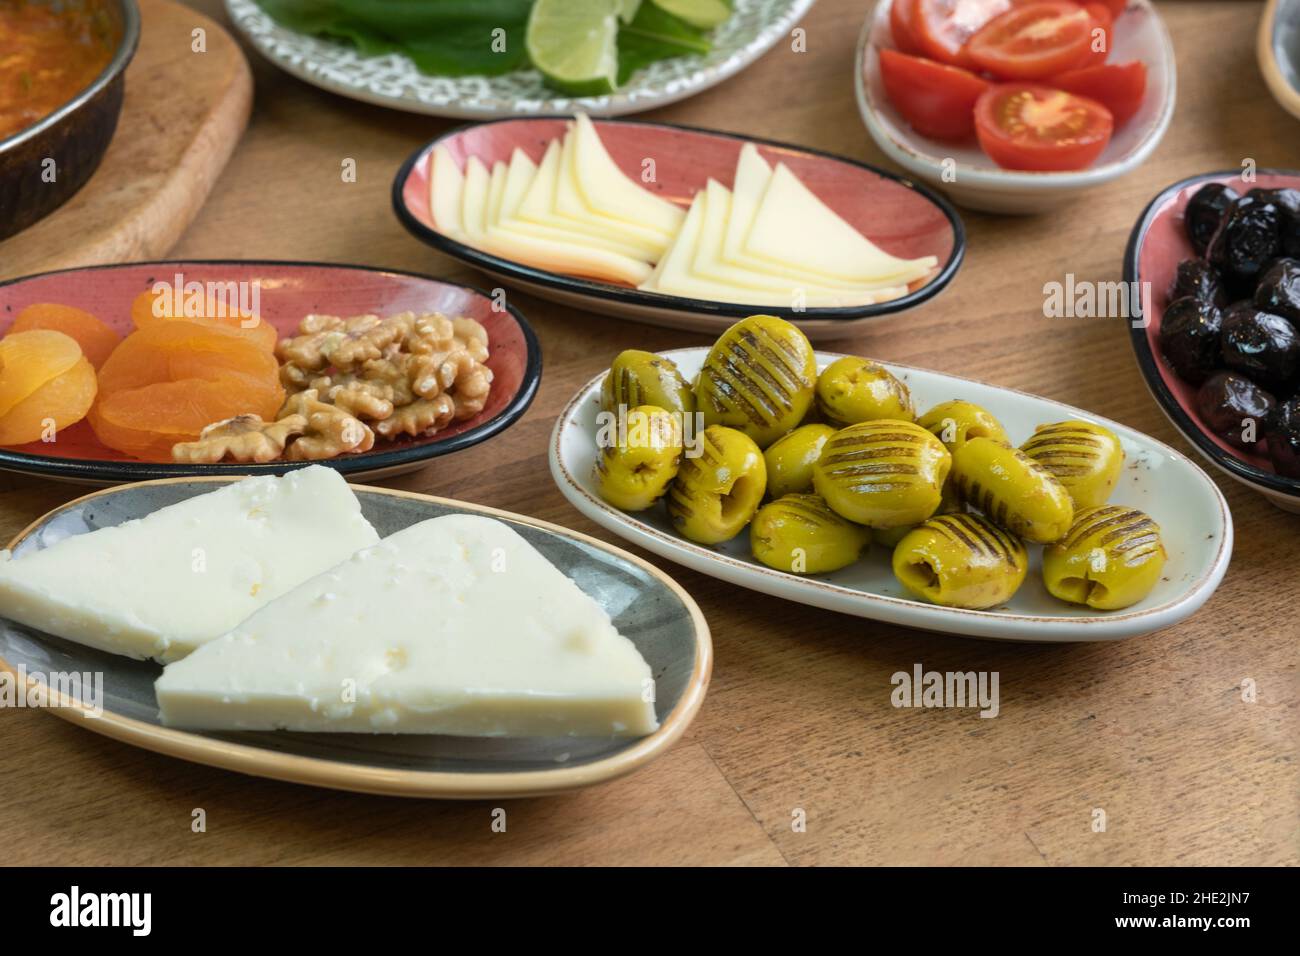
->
[172, 414, 307, 464]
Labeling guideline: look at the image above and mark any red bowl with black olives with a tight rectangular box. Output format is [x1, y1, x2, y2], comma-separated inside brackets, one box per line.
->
[1126, 169, 1300, 511]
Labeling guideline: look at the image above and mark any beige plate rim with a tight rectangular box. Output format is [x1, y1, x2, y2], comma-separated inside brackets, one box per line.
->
[0, 478, 713, 799]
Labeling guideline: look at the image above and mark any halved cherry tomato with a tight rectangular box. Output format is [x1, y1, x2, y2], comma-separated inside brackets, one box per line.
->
[890, 0, 922, 54]
[879, 49, 992, 140]
[1076, 2, 1113, 68]
[966, 1, 1095, 80]
[974, 83, 1114, 170]
[913, 0, 1012, 66]
[1050, 60, 1146, 125]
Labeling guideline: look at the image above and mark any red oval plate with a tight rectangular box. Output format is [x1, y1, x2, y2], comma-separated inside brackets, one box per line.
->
[0, 260, 541, 484]
[392, 117, 965, 341]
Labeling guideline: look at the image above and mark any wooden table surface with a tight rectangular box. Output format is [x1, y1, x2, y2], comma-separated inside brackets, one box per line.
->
[1, 0, 1296, 867]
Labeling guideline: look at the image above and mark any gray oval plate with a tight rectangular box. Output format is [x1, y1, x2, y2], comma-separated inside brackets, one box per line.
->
[0, 479, 712, 798]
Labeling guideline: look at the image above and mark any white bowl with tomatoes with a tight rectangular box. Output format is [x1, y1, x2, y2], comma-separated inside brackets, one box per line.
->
[855, 0, 1176, 213]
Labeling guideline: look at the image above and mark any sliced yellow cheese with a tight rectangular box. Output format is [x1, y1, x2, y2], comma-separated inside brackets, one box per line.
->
[642, 192, 896, 307]
[569, 112, 684, 238]
[744, 162, 937, 285]
[429, 144, 464, 236]
[554, 129, 675, 257]
[495, 146, 655, 261]
[460, 155, 491, 241]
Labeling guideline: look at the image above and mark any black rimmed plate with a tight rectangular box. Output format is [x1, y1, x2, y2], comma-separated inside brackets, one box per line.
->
[392, 116, 965, 342]
[1125, 169, 1300, 512]
[0, 260, 541, 484]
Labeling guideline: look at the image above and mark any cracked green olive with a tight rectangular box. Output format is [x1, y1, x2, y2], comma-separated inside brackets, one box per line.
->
[917, 400, 1009, 452]
[600, 350, 694, 417]
[815, 356, 914, 425]
[1019, 420, 1125, 510]
[951, 437, 1074, 544]
[695, 315, 817, 448]
[813, 420, 951, 528]
[750, 494, 870, 574]
[667, 425, 766, 544]
[1043, 505, 1166, 610]
[593, 405, 683, 512]
[892, 513, 1028, 609]
[763, 423, 837, 498]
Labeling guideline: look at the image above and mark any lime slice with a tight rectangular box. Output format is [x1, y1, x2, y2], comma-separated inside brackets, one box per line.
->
[618, 0, 643, 24]
[528, 0, 620, 96]
[650, 0, 732, 30]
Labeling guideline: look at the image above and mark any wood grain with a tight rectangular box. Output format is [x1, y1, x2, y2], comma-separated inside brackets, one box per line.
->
[0, 0, 251, 281]
[0, 0, 1297, 866]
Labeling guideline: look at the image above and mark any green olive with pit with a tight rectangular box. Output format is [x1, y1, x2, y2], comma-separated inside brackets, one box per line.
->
[667, 425, 766, 544]
[695, 315, 817, 448]
[815, 356, 915, 425]
[917, 400, 1010, 452]
[892, 513, 1029, 609]
[600, 350, 694, 417]
[592, 405, 683, 512]
[950, 437, 1075, 544]
[1020, 420, 1125, 510]
[1042, 505, 1167, 610]
[750, 494, 871, 574]
[763, 424, 837, 498]
[813, 419, 951, 528]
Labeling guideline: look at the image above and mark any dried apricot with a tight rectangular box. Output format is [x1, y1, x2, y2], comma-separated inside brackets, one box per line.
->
[131, 288, 277, 352]
[88, 374, 283, 460]
[0, 330, 85, 418]
[11, 303, 122, 369]
[0, 356, 97, 445]
[97, 321, 280, 398]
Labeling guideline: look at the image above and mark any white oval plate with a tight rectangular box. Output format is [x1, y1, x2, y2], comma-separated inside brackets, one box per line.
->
[225, 0, 815, 119]
[550, 348, 1233, 642]
[855, 0, 1177, 214]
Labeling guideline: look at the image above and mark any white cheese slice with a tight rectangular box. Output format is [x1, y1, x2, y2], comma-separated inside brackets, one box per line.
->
[643, 191, 903, 307]
[0, 467, 379, 663]
[492, 147, 654, 261]
[155, 514, 660, 738]
[744, 162, 937, 285]
[459, 153, 651, 285]
[569, 113, 684, 238]
[429, 144, 464, 236]
[553, 128, 675, 257]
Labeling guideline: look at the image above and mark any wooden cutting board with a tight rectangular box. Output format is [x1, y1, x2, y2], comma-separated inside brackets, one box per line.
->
[0, 0, 252, 281]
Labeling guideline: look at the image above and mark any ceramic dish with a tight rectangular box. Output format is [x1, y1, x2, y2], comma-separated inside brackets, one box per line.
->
[551, 348, 1232, 642]
[1259, 0, 1300, 122]
[855, 0, 1177, 214]
[224, 0, 813, 120]
[0, 260, 541, 484]
[0, 478, 710, 798]
[393, 117, 965, 341]
[1126, 169, 1300, 512]
[0, 0, 139, 241]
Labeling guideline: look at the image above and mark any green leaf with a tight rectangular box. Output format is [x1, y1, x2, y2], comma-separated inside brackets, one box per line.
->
[615, 1, 711, 84]
[255, 0, 534, 76]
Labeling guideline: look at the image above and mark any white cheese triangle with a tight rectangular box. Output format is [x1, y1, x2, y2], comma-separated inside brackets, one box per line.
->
[744, 162, 937, 285]
[155, 514, 661, 738]
[429, 144, 464, 236]
[0, 467, 379, 663]
[569, 113, 685, 239]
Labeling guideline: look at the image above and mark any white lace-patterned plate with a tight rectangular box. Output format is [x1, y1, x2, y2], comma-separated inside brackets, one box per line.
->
[224, 0, 816, 118]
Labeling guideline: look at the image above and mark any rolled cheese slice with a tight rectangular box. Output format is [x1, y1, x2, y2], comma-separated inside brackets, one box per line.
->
[0, 466, 379, 663]
[155, 514, 661, 738]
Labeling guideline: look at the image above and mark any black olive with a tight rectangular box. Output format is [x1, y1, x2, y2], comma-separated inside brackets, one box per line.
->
[1249, 187, 1300, 259]
[1265, 399, 1300, 477]
[1254, 258, 1300, 323]
[1196, 371, 1275, 448]
[1168, 258, 1226, 306]
[1185, 182, 1239, 256]
[1219, 200, 1281, 281]
[1159, 296, 1223, 384]
[1220, 303, 1300, 391]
